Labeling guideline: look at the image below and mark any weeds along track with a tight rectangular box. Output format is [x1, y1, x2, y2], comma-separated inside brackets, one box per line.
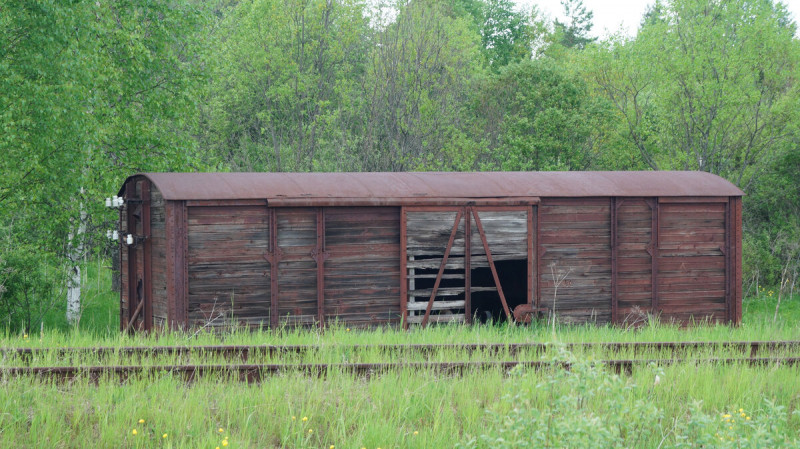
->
[2, 357, 800, 383]
[3, 340, 800, 365]
[1, 341, 800, 382]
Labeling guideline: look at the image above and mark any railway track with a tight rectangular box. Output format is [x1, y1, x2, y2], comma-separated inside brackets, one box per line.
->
[4, 340, 800, 363]
[3, 357, 800, 383]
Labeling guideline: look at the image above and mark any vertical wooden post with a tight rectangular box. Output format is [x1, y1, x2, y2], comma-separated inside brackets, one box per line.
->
[527, 206, 534, 306]
[535, 204, 542, 310]
[269, 208, 279, 329]
[733, 197, 743, 324]
[610, 197, 618, 325]
[315, 207, 326, 328]
[142, 180, 153, 331]
[400, 208, 408, 329]
[421, 209, 463, 328]
[464, 207, 472, 324]
[650, 199, 660, 316]
[125, 179, 138, 332]
[472, 210, 513, 322]
[724, 199, 732, 323]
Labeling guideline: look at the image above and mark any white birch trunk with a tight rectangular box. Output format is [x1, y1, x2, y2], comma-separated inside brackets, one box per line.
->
[66, 188, 87, 325]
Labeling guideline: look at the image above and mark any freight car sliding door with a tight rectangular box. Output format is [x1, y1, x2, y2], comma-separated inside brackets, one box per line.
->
[403, 206, 533, 326]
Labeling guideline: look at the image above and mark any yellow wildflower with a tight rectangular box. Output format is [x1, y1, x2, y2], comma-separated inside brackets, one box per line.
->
[292, 416, 296, 421]
[741, 412, 746, 417]
[138, 418, 145, 424]
[219, 427, 224, 433]
[729, 426, 733, 430]
[162, 433, 168, 438]
[308, 429, 313, 434]
[222, 440, 229, 447]
[132, 429, 138, 436]
[302, 417, 308, 422]
[330, 446, 335, 449]
[346, 328, 351, 332]
[413, 431, 419, 436]
[738, 408, 744, 413]
[722, 414, 731, 419]
[746, 416, 751, 420]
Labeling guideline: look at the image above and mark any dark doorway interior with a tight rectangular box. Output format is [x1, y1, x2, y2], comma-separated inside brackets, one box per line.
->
[471, 259, 528, 323]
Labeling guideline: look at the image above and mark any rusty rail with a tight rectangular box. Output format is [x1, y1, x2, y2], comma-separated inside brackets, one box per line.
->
[3, 341, 800, 364]
[2, 357, 800, 383]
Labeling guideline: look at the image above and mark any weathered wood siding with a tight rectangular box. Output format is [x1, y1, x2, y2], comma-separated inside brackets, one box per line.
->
[539, 198, 612, 324]
[187, 205, 270, 327]
[119, 198, 129, 330]
[148, 187, 168, 328]
[275, 208, 318, 326]
[470, 210, 528, 263]
[324, 207, 401, 326]
[615, 198, 654, 322]
[405, 209, 466, 324]
[657, 201, 727, 322]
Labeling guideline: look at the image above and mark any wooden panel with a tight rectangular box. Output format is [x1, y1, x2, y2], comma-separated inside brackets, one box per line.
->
[149, 187, 168, 329]
[119, 200, 128, 331]
[616, 199, 653, 323]
[324, 208, 401, 326]
[657, 201, 727, 323]
[470, 210, 527, 260]
[539, 198, 611, 324]
[405, 209, 465, 324]
[165, 200, 187, 329]
[187, 205, 270, 328]
[276, 208, 317, 326]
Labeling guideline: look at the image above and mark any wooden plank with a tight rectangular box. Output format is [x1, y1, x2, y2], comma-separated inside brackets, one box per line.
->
[186, 200, 266, 207]
[406, 314, 465, 324]
[407, 300, 465, 311]
[422, 209, 464, 327]
[658, 196, 729, 203]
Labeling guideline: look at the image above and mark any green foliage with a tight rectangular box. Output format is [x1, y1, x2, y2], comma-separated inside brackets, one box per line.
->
[553, 0, 596, 49]
[203, 0, 371, 172]
[473, 59, 604, 171]
[460, 352, 662, 448]
[0, 243, 63, 332]
[588, 0, 800, 186]
[743, 147, 800, 288]
[454, 0, 535, 70]
[0, 0, 210, 324]
[2, 0, 800, 302]
[460, 354, 800, 448]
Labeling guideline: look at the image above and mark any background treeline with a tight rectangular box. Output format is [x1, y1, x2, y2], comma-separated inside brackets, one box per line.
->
[0, 0, 798, 330]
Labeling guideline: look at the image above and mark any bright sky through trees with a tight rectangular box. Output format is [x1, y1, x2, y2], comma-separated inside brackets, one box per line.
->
[517, 0, 800, 37]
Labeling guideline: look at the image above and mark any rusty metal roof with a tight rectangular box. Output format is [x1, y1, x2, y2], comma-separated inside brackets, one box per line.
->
[123, 171, 743, 201]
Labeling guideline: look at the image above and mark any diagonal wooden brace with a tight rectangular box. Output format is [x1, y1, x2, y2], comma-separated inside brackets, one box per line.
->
[472, 209, 514, 323]
[421, 209, 464, 328]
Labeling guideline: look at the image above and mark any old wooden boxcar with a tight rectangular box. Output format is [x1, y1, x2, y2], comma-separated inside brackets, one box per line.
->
[117, 171, 743, 331]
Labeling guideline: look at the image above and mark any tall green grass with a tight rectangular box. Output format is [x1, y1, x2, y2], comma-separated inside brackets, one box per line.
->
[3, 263, 800, 448]
[0, 359, 798, 448]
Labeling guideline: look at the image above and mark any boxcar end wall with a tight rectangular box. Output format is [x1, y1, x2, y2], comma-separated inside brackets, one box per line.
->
[117, 172, 743, 332]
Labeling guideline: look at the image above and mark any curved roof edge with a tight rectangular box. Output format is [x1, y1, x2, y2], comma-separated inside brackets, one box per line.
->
[119, 171, 744, 201]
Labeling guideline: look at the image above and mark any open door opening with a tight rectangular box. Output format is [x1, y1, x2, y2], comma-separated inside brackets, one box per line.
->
[403, 206, 534, 327]
[471, 260, 528, 323]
